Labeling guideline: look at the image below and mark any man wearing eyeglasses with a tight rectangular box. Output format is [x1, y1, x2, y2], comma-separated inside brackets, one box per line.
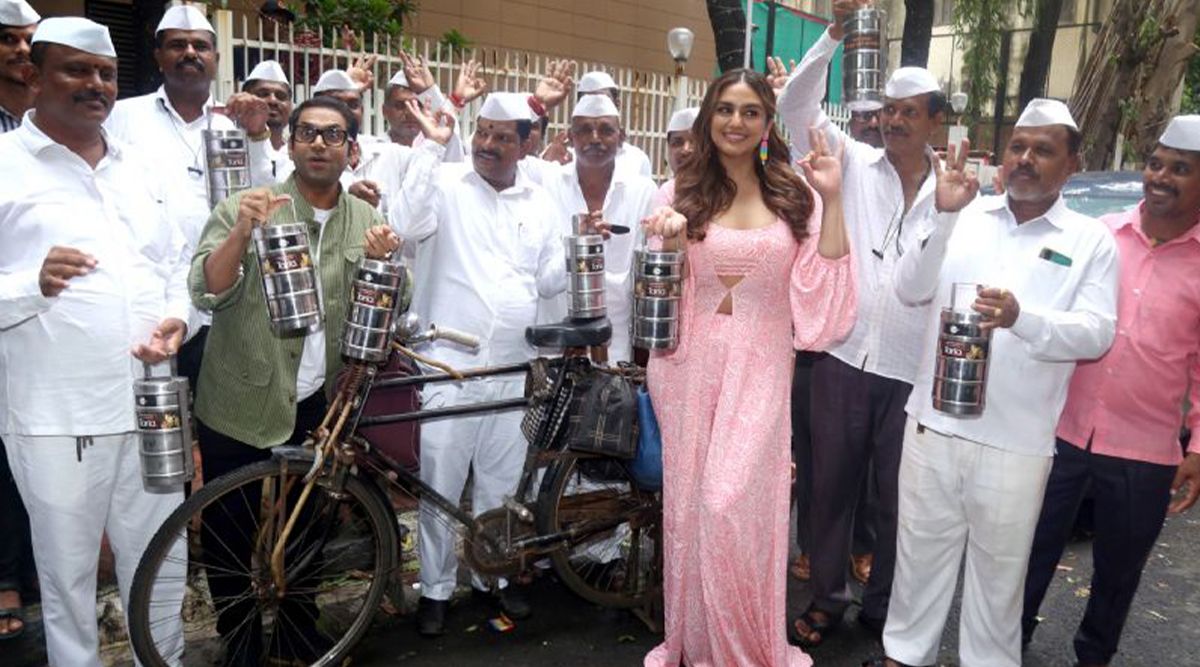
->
[184, 96, 436, 664]
[777, 0, 945, 647]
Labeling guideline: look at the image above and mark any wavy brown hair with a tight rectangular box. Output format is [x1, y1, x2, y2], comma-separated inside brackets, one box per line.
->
[673, 68, 814, 243]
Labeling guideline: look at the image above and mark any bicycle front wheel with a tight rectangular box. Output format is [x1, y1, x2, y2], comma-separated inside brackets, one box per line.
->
[535, 454, 662, 609]
[128, 457, 398, 666]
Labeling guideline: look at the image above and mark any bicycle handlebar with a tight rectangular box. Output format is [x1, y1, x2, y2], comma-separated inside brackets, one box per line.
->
[428, 324, 480, 350]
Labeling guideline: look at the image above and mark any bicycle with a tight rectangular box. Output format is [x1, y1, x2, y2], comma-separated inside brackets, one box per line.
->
[126, 312, 662, 666]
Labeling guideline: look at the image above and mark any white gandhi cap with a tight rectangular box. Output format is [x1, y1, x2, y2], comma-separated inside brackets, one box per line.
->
[246, 60, 289, 86]
[668, 107, 699, 134]
[156, 4, 215, 35]
[1015, 98, 1079, 131]
[312, 69, 359, 93]
[578, 71, 618, 93]
[1158, 115, 1200, 152]
[31, 17, 116, 58]
[572, 94, 619, 119]
[388, 71, 409, 89]
[0, 0, 39, 26]
[884, 67, 940, 100]
[479, 92, 536, 122]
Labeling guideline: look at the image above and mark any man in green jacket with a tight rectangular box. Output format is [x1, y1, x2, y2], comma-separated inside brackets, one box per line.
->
[187, 95, 444, 664]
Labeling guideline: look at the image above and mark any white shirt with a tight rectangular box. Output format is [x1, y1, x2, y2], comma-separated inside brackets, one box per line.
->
[104, 86, 269, 250]
[557, 143, 653, 184]
[538, 162, 658, 362]
[105, 87, 271, 330]
[0, 115, 190, 436]
[390, 162, 568, 369]
[895, 194, 1119, 456]
[296, 207, 333, 401]
[779, 29, 939, 384]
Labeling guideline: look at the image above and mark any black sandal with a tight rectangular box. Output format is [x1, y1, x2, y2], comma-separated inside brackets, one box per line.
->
[0, 606, 24, 641]
[788, 606, 839, 648]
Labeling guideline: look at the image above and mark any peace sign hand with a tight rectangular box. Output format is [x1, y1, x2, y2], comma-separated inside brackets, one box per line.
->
[348, 54, 377, 91]
[797, 127, 844, 200]
[766, 56, 797, 94]
[934, 138, 980, 213]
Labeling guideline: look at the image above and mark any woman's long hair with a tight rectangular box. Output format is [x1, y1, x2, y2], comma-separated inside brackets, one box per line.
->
[673, 69, 814, 243]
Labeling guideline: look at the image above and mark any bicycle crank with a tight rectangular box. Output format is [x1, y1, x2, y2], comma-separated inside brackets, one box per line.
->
[465, 508, 538, 576]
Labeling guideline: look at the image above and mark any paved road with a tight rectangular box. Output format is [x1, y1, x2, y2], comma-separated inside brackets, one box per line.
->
[11, 507, 1199, 665]
[349, 508, 1200, 666]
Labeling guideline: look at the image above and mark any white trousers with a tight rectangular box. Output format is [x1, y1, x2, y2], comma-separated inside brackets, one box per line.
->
[883, 419, 1052, 667]
[3, 433, 186, 667]
[417, 377, 528, 600]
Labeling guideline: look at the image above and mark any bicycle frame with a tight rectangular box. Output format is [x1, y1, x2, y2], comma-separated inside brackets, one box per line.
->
[266, 353, 580, 587]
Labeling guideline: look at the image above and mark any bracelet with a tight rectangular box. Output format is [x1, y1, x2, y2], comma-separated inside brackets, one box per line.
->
[527, 95, 547, 118]
[449, 93, 466, 109]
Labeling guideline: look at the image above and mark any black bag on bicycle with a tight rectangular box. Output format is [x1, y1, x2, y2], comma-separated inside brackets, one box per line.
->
[563, 369, 638, 459]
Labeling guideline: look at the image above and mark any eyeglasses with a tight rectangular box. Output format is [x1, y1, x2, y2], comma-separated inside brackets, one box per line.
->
[872, 205, 905, 260]
[293, 124, 349, 146]
[851, 111, 879, 122]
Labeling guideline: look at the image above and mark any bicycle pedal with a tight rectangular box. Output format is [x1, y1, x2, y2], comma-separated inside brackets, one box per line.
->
[503, 498, 534, 522]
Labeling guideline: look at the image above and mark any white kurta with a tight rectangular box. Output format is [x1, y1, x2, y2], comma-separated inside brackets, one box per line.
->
[0, 114, 188, 667]
[883, 193, 1118, 667]
[390, 160, 567, 598]
[778, 28, 939, 385]
[105, 87, 272, 331]
[0, 115, 190, 436]
[537, 162, 658, 363]
[895, 194, 1119, 457]
[104, 86, 271, 252]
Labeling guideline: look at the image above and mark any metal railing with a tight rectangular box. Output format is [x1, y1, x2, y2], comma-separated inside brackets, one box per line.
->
[214, 10, 850, 180]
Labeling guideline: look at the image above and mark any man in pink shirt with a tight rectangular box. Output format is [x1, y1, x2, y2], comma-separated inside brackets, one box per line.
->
[1022, 115, 1200, 667]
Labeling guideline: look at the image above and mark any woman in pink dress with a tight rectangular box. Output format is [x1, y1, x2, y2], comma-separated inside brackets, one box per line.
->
[642, 69, 857, 666]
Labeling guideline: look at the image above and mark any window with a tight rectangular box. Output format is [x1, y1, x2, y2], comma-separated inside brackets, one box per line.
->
[934, 0, 956, 27]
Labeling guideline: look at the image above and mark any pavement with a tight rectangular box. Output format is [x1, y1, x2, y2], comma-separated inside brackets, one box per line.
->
[9, 505, 1200, 666]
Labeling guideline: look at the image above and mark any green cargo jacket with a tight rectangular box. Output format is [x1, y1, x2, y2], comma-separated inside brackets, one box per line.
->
[188, 176, 384, 447]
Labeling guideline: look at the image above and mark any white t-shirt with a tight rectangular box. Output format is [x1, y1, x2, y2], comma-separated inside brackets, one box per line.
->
[296, 207, 333, 401]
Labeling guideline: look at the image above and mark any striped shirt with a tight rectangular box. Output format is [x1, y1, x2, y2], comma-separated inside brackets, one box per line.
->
[0, 106, 21, 133]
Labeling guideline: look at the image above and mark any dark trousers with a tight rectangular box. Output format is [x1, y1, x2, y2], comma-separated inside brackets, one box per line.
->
[177, 325, 209, 397]
[0, 437, 36, 596]
[1022, 438, 1176, 665]
[807, 355, 909, 621]
[197, 390, 327, 655]
[792, 353, 876, 556]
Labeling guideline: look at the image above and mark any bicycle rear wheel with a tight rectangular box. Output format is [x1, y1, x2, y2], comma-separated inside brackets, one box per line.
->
[535, 453, 662, 609]
[128, 457, 398, 666]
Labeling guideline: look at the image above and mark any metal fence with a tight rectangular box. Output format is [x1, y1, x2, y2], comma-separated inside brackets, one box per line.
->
[214, 10, 850, 180]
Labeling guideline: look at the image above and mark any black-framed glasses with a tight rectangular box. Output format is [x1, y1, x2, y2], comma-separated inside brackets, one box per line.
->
[293, 124, 349, 146]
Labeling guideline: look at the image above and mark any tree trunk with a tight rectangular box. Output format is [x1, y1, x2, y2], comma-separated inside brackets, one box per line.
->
[706, 0, 748, 73]
[1017, 0, 1065, 108]
[900, 0, 934, 67]
[1071, 0, 1200, 170]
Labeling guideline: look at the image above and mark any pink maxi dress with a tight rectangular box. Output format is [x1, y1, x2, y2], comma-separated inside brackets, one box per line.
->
[644, 201, 857, 666]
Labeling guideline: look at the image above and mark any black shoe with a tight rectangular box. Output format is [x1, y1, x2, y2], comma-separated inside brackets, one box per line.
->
[416, 596, 448, 637]
[473, 586, 533, 620]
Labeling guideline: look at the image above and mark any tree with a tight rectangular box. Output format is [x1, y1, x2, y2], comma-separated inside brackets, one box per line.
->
[900, 0, 934, 67]
[952, 0, 1016, 121]
[1016, 0, 1065, 109]
[1183, 32, 1200, 113]
[1071, 0, 1200, 170]
[706, 0, 748, 73]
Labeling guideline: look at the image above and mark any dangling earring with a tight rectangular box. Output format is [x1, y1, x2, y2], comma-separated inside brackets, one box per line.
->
[758, 133, 769, 165]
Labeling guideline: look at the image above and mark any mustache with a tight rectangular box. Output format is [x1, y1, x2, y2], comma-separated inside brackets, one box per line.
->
[176, 58, 205, 72]
[73, 90, 108, 106]
[1011, 166, 1037, 179]
[1146, 182, 1179, 197]
[884, 127, 907, 136]
[475, 150, 500, 160]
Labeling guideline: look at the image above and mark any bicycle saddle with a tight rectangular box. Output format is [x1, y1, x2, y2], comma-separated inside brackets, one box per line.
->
[525, 317, 612, 349]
